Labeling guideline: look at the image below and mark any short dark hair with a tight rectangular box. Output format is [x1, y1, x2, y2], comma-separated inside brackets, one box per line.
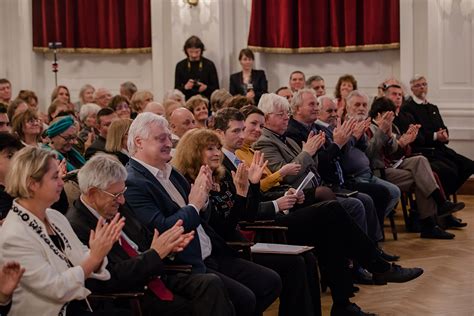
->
[227, 96, 253, 110]
[289, 71, 305, 81]
[0, 132, 22, 152]
[334, 74, 358, 99]
[369, 97, 396, 119]
[183, 36, 205, 54]
[240, 105, 264, 119]
[238, 48, 254, 61]
[275, 86, 290, 94]
[0, 79, 11, 86]
[212, 107, 245, 131]
[306, 75, 324, 87]
[108, 95, 129, 111]
[96, 107, 115, 124]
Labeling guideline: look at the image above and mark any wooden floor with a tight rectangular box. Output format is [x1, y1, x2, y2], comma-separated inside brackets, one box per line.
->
[264, 195, 474, 316]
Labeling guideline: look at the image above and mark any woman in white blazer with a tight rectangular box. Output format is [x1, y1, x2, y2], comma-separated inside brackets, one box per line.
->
[0, 147, 125, 316]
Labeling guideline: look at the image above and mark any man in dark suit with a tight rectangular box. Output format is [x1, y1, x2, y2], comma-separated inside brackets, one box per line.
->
[124, 113, 281, 316]
[402, 75, 474, 196]
[67, 154, 234, 316]
[213, 107, 424, 316]
[84, 107, 117, 160]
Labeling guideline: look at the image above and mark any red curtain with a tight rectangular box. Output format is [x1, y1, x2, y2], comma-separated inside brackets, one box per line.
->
[248, 0, 399, 53]
[32, 0, 151, 53]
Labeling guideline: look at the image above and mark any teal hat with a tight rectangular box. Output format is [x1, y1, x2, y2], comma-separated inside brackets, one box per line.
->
[46, 116, 75, 138]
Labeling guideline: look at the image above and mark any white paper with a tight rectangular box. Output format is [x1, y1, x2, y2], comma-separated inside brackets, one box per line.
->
[392, 156, 405, 169]
[295, 171, 315, 193]
[251, 243, 314, 255]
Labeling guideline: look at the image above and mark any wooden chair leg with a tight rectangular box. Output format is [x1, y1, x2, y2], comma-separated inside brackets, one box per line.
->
[388, 211, 398, 240]
[401, 193, 410, 231]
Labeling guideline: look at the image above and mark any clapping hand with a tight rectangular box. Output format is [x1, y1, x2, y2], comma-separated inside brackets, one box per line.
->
[150, 219, 195, 259]
[0, 262, 25, 304]
[352, 118, 371, 140]
[89, 214, 125, 263]
[333, 118, 353, 147]
[189, 165, 213, 210]
[232, 163, 250, 197]
[247, 151, 268, 184]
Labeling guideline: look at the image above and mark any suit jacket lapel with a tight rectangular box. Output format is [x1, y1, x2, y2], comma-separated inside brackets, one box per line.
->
[262, 128, 299, 159]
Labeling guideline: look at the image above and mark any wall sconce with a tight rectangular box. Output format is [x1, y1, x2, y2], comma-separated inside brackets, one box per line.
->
[185, 0, 199, 7]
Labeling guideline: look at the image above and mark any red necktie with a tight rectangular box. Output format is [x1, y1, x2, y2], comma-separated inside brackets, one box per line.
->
[120, 236, 174, 301]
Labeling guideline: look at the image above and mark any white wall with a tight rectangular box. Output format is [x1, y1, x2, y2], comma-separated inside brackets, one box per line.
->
[0, 0, 472, 158]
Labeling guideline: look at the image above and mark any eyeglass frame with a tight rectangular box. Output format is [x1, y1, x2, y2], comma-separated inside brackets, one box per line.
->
[99, 187, 127, 200]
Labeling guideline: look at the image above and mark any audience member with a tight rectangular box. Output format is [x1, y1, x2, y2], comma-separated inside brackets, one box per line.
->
[94, 88, 113, 108]
[368, 97, 464, 239]
[168, 108, 196, 151]
[173, 128, 321, 316]
[210, 89, 232, 114]
[144, 101, 165, 116]
[0, 133, 23, 220]
[163, 89, 186, 106]
[229, 48, 268, 104]
[0, 79, 12, 105]
[175, 35, 219, 100]
[105, 118, 132, 165]
[124, 113, 281, 316]
[226, 95, 253, 110]
[0, 104, 11, 133]
[68, 154, 234, 316]
[289, 71, 306, 92]
[130, 90, 154, 118]
[6, 99, 28, 122]
[163, 99, 183, 121]
[44, 116, 85, 171]
[185, 95, 209, 128]
[78, 103, 100, 143]
[84, 107, 118, 160]
[108, 95, 132, 119]
[402, 75, 474, 196]
[17, 90, 39, 110]
[275, 86, 293, 103]
[119, 81, 137, 101]
[306, 75, 326, 97]
[74, 84, 95, 113]
[11, 108, 42, 147]
[334, 74, 357, 119]
[47, 99, 69, 123]
[0, 147, 124, 315]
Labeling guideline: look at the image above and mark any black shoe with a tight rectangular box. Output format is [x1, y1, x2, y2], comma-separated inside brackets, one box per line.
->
[352, 267, 373, 285]
[420, 225, 455, 239]
[331, 303, 377, 316]
[372, 263, 423, 285]
[438, 201, 465, 217]
[445, 215, 468, 228]
[379, 248, 400, 261]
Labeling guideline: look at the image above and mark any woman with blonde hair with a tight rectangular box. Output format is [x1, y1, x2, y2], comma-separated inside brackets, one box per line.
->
[0, 146, 124, 315]
[185, 95, 209, 128]
[105, 118, 132, 165]
[130, 90, 154, 118]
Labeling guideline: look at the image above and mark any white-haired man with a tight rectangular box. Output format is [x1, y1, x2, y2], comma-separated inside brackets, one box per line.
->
[402, 75, 474, 199]
[94, 88, 113, 108]
[67, 154, 234, 316]
[124, 112, 281, 316]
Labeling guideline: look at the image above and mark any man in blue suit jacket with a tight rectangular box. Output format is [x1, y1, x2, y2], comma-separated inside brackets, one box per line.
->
[124, 113, 281, 316]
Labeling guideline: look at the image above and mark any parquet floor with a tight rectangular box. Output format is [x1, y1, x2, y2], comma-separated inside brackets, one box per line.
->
[264, 195, 474, 316]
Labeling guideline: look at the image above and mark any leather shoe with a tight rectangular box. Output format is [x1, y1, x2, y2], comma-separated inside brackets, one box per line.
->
[438, 201, 465, 217]
[379, 248, 400, 261]
[352, 267, 373, 285]
[372, 263, 423, 285]
[420, 225, 455, 239]
[331, 303, 377, 316]
[445, 215, 468, 228]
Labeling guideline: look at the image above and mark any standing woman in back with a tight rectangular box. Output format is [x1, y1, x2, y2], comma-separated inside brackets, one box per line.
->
[229, 48, 268, 105]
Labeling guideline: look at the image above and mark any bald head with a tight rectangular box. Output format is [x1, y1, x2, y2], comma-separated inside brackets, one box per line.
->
[143, 102, 165, 116]
[169, 107, 196, 138]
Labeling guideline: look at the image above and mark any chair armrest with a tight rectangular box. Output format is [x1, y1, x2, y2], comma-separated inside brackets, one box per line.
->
[241, 225, 288, 231]
[227, 241, 254, 261]
[239, 220, 276, 226]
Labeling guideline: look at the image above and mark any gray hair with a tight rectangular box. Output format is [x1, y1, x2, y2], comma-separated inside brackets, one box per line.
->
[163, 89, 185, 104]
[306, 75, 324, 87]
[128, 112, 169, 155]
[78, 154, 127, 193]
[79, 103, 101, 122]
[409, 74, 426, 86]
[78, 84, 95, 103]
[121, 81, 138, 95]
[290, 88, 316, 112]
[258, 93, 290, 115]
[346, 90, 369, 107]
[317, 95, 334, 109]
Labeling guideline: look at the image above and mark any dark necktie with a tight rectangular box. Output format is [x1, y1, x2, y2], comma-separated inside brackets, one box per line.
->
[120, 236, 174, 301]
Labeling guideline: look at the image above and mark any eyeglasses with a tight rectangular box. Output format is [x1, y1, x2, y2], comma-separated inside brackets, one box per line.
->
[269, 111, 290, 118]
[0, 121, 10, 127]
[116, 103, 130, 110]
[26, 118, 41, 125]
[413, 82, 427, 88]
[58, 134, 78, 142]
[99, 187, 127, 200]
